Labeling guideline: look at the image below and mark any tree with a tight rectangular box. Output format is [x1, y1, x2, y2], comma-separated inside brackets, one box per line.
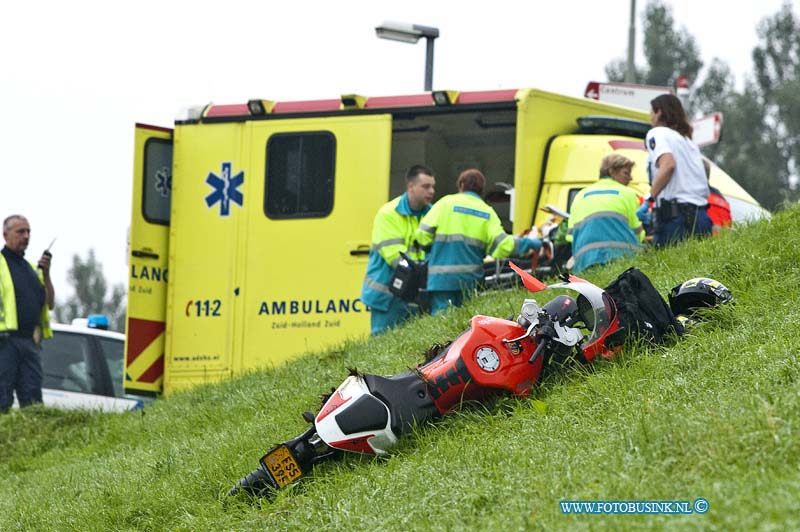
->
[640, 0, 703, 87]
[690, 59, 735, 116]
[751, 1, 800, 200]
[701, 82, 789, 209]
[55, 249, 126, 332]
[605, 0, 799, 210]
[604, 58, 646, 85]
[605, 0, 702, 87]
[695, 3, 799, 209]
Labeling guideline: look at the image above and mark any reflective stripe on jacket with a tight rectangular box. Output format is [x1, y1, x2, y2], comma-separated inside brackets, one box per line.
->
[567, 178, 644, 274]
[360, 193, 430, 311]
[416, 191, 534, 291]
[0, 254, 52, 339]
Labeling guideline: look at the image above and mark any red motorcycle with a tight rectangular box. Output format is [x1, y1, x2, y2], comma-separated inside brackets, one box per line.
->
[230, 263, 625, 496]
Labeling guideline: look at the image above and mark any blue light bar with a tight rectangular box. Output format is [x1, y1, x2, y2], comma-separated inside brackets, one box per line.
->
[87, 314, 110, 330]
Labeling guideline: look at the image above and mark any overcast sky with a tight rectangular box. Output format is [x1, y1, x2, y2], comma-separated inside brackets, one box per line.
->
[1, 0, 793, 305]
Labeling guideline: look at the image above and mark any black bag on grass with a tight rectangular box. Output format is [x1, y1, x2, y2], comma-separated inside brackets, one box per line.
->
[604, 267, 683, 344]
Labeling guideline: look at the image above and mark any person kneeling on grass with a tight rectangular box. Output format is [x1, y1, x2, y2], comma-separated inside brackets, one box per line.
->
[567, 154, 645, 274]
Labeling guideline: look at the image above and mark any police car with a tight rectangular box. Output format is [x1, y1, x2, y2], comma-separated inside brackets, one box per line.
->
[37, 315, 149, 412]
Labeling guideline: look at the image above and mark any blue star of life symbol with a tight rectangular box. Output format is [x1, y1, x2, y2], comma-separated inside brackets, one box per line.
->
[205, 162, 244, 216]
[155, 166, 172, 197]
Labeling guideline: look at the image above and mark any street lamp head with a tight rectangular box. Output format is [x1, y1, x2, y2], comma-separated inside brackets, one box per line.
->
[375, 21, 439, 44]
[375, 21, 440, 91]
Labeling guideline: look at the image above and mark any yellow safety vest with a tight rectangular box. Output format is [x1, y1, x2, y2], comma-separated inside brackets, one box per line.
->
[0, 254, 52, 339]
[416, 191, 529, 291]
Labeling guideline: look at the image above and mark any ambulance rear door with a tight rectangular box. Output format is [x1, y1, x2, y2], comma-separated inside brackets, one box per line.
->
[238, 113, 392, 368]
[162, 121, 245, 394]
[125, 123, 173, 395]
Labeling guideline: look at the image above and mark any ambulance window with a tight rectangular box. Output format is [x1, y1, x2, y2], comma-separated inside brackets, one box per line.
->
[265, 132, 335, 219]
[142, 138, 173, 225]
[566, 188, 582, 212]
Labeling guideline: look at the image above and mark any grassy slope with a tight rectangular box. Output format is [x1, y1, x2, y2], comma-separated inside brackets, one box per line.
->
[2, 206, 799, 532]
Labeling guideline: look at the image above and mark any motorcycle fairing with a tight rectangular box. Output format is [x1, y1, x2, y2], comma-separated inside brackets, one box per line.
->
[315, 376, 398, 455]
[546, 277, 620, 361]
[419, 316, 543, 415]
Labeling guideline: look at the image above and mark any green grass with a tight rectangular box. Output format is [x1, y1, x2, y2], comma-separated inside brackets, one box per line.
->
[3, 205, 800, 531]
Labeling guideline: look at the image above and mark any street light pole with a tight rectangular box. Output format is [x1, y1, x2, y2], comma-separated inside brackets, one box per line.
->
[626, 0, 636, 83]
[375, 22, 440, 91]
[424, 34, 435, 91]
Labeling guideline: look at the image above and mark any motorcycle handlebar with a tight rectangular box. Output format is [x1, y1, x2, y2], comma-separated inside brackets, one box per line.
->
[528, 339, 548, 365]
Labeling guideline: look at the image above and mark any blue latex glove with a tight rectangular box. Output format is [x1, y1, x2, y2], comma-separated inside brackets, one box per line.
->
[636, 202, 652, 225]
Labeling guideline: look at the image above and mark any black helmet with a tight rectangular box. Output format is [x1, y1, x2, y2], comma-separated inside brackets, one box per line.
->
[542, 295, 579, 323]
[669, 277, 733, 317]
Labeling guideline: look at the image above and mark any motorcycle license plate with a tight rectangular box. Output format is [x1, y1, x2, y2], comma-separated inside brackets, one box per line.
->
[260, 445, 303, 488]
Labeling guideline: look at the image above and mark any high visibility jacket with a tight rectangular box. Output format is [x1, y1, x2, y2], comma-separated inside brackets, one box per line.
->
[567, 178, 644, 274]
[361, 193, 430, 312]
[707, 186, 732, 237]
[0, 253, 52, 339]
[416, 191, 536, 291]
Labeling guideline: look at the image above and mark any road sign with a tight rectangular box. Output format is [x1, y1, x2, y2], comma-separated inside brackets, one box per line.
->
[691, 112, 723, 147]
[584, 81, 723, 147]
[584, 81, 673, 112]
[677, 75, 690, 95]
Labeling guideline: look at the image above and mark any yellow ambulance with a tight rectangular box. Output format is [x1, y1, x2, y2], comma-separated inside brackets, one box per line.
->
[125, 88, 764, 396]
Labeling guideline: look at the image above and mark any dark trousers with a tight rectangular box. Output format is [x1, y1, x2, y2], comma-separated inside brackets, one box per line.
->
[654, 204, 713, 247]
[0, 335, 43, 412]
[370, 297, 419, 335]
[430, 290, 465, 316]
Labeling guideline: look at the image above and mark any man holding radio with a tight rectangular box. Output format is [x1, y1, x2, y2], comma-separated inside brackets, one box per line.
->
[1, 215, 55, 412]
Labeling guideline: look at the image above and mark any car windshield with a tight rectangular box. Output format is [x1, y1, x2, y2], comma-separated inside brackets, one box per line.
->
[41, 332, 95, 394]
[96, 337, 125, 397]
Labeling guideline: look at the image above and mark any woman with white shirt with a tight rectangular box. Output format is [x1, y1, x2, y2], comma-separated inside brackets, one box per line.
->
[645, 94, 712, 246]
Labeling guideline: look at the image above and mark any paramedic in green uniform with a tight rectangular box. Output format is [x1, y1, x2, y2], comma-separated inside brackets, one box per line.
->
[567, 154, 645, 274]
[416, 169, 541, 315]
[361, 165, 436, 335]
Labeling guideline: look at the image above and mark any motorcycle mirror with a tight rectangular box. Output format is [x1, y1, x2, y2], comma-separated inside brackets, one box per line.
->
[509, 261, 547, 293]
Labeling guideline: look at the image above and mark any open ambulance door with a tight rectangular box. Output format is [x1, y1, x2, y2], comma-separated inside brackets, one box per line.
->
[159, 120, 245, 394]
[124, 123, 173, 395]
[237, 114, 392, 368]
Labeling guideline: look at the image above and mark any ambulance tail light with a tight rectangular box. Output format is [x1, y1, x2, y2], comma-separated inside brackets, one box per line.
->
[432, 90, 459, 106]
[340, 94, 367, 109]
[176, 104, 211, 121]
[247, 99, 275, 116]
